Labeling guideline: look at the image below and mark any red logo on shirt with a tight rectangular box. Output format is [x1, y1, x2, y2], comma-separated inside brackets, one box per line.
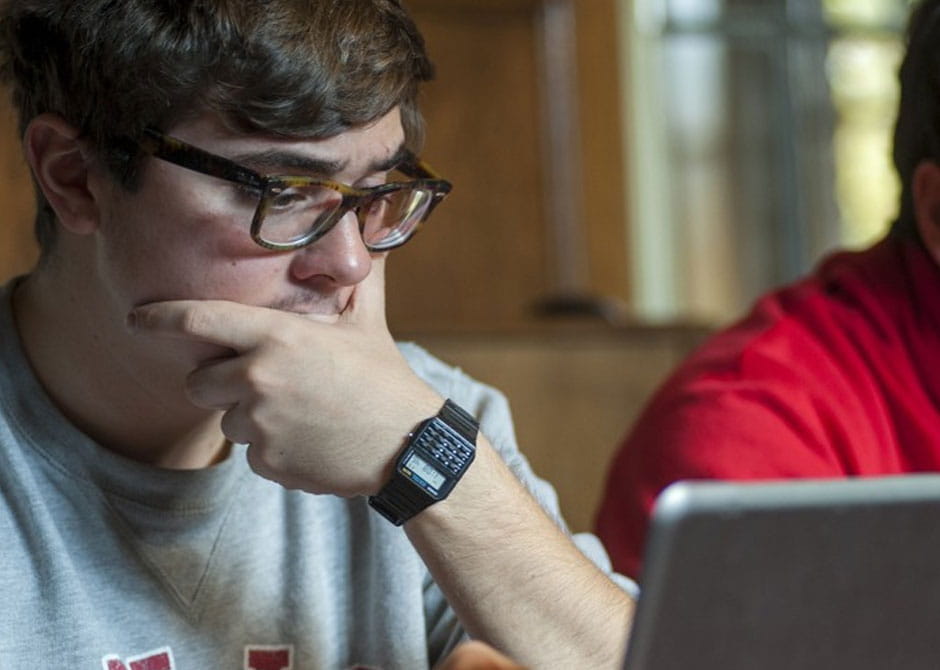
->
[245, 646, 292, 670]
[102, 645, 293, 669]
[102, 647, 174, 670]
[101, 645, 294, 670]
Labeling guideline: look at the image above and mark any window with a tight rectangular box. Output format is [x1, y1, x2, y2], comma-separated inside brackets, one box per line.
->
[624, 0, 913, 323]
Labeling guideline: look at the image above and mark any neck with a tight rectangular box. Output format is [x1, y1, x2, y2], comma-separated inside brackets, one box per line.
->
[12, 267, 229, 470]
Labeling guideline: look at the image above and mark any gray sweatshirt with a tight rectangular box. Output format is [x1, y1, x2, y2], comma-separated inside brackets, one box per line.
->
[0, 281, 634, 669]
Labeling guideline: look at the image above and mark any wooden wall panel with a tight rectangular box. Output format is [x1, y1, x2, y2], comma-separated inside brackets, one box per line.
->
[386, 2, 551, 331]
[0, 96, 37, 283]
[413, 326, 707, 532]
[575, 0, 631, 303]
[387, 0, 630, 332]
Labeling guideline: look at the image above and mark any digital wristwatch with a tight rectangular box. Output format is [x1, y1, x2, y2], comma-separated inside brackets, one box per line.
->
[369, 399, 478, 526]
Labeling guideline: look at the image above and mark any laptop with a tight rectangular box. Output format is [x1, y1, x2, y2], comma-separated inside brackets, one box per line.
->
[622, 475, 940, 670]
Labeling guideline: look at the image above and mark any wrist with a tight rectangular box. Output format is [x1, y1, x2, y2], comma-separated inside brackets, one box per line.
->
[369, 399, 479, 526]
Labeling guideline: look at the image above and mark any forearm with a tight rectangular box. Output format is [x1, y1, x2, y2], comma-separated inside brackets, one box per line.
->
[406, 437, 635, 670]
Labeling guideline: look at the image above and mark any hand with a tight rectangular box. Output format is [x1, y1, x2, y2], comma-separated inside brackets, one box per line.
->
[127, 257, 442, 496]
[434, 642, 527, 670]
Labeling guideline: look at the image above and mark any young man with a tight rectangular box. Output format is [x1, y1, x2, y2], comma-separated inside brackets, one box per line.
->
[596, 0, 940, 580]
[0, 1, 635, 667]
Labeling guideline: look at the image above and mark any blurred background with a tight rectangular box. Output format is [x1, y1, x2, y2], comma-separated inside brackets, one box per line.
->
[0, 0, 916, 532]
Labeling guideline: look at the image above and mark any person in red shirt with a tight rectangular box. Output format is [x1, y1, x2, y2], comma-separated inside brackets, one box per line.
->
[595, 0, 940, 581]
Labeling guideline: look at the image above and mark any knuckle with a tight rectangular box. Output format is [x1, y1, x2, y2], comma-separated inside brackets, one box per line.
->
[252, 443, 287, 473]
[177, 304, 210, 336]
[242, 363, 274, 394]
[266, 321, 302, 348]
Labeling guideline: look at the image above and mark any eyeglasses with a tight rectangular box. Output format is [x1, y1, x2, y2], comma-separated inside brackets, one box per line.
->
[134, 128, 452, 251]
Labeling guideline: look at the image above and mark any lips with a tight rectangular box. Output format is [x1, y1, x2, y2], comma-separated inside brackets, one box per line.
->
[265, 292, 349, 321]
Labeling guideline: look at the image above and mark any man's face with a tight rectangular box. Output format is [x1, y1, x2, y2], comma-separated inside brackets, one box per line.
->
[91, 107, 406, 323]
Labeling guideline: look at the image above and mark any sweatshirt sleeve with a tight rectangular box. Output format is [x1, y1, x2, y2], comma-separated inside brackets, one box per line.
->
[399, 341, 639, 601]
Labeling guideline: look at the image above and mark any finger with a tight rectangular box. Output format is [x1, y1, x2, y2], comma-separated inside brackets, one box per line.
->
[185, 356, 245, 410]
[340, 253, 388, 328]
[220, 406, 256, 446]
[128, 299, 290, 352]
[433, 641, 526, 670]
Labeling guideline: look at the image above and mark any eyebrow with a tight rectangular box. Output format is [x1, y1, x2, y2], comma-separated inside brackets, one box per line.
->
[230, 143, 410, 179]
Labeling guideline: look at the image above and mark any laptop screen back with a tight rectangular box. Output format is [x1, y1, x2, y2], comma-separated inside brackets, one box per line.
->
[623, 476, 940, 670]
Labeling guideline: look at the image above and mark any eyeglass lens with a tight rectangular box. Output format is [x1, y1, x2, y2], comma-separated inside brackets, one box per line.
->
[259, 183, 435, 249]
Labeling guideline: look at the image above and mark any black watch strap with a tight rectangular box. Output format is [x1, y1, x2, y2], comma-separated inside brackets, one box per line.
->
[367, 463, 438, 525]
[369, 399, 478, 526]
[437, 397, 478, 443]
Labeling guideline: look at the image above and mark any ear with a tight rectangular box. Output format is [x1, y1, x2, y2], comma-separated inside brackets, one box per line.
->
[23, 113, 100, 235]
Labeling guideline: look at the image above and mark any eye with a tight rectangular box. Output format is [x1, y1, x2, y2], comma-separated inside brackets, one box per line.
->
[270, 185, 340, 209]
[366, 194, 392, 216]
[268, 186, 309, 210]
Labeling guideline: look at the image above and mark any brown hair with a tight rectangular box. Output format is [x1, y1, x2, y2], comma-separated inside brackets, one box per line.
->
[892, 0, 940, 236]
[0, 0, 434, 254]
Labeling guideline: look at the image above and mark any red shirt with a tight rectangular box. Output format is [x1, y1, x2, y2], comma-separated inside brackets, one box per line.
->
[595, 231, 940, 579]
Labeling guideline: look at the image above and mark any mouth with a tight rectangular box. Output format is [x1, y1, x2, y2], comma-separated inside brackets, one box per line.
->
[265, 291, 350, 322]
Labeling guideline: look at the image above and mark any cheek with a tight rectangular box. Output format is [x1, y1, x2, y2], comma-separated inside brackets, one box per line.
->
[99, 185, 286, 304]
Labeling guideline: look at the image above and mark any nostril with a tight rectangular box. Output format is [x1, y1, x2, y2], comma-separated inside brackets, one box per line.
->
[288, 215, 372, 287]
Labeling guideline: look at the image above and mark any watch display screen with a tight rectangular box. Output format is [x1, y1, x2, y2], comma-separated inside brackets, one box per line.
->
[402, 452, 446, 493]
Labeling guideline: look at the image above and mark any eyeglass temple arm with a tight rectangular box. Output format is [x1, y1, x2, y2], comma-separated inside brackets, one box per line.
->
[139, 128, 445, 190]
[399, 150, 445, 181]
[139, 127, 266, 189]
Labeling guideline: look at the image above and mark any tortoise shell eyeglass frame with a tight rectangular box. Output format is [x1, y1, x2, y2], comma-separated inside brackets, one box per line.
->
[133, 127, 453, 251]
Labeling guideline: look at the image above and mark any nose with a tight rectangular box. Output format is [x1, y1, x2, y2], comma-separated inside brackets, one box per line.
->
[288, 212, 372, 287]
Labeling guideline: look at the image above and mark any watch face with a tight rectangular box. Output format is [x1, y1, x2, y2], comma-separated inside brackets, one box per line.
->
[402, 451, 446, 494]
